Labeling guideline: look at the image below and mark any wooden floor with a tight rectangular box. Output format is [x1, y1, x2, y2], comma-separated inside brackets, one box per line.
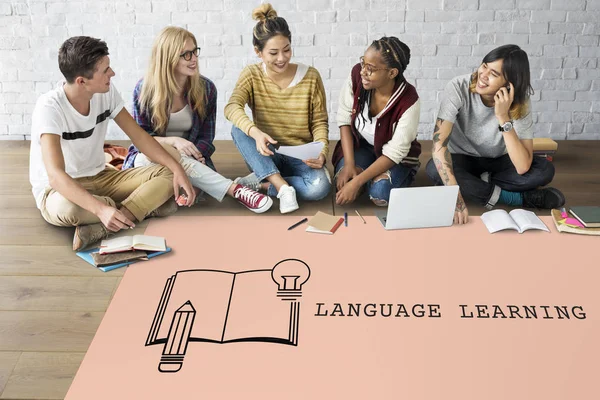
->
[0, 139, 598, 399]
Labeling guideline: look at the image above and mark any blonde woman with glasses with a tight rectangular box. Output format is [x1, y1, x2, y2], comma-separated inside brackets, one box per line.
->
[123, 26, 272, 213]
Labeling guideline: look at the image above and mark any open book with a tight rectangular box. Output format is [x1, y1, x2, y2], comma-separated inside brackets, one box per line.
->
[481, 209, 549, 234]
[146, 259, 310, 373]
[99, 235, 166, 254]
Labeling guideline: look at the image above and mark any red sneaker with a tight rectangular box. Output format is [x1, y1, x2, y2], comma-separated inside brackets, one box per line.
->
[233, 184, 273, 213]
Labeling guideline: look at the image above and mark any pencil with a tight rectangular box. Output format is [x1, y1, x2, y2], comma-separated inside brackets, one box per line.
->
[355, 209, 366, 224]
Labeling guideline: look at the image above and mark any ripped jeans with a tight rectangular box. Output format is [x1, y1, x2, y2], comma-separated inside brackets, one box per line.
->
[133, 144, 232, 202]
[334, 140, 417, 206]
[231, 126, 331, 201]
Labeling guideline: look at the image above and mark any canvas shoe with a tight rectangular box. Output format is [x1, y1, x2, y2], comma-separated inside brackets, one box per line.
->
[232, 184, 273, 213]
[522, 187, 566, 209]
[277, 184, 299, 214]
[233, 173, 262, 192]
[148, 199, 179, 218]
[73, 223, 110, 252]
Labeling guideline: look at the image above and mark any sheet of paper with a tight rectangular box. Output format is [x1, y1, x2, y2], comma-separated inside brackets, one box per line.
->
[275, 142, 324, 160]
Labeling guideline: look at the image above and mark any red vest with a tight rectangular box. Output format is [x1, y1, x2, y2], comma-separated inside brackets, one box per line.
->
[332, 63, 421, 167]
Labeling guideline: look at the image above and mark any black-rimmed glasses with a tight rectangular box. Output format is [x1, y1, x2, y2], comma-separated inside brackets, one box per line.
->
[359, 56, 390, 77]
[180, 47, 201, 61]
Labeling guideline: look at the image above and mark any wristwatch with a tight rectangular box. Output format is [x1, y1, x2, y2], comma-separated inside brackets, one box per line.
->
[498, 120, 514, 132]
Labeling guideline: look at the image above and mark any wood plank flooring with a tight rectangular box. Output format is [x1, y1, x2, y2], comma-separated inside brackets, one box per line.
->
[1, 139, 599, 399]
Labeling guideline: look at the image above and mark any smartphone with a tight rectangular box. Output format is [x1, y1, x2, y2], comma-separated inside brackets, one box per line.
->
[505, 83, 511, 93]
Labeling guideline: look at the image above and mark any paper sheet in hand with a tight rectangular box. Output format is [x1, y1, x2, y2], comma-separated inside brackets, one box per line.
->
[275, 142, 324, 160]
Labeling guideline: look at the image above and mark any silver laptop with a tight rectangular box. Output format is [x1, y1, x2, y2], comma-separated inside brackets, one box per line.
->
[376, 186, 460, 230]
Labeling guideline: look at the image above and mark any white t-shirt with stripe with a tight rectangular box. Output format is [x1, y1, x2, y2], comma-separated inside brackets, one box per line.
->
[29, 82, 124, 209]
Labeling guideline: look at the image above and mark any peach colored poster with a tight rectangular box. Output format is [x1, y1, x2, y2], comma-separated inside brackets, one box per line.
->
[66, 216, 600, 400]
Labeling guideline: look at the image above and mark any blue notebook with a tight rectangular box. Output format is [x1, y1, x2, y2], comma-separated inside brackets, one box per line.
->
[76, 247, 172, 272]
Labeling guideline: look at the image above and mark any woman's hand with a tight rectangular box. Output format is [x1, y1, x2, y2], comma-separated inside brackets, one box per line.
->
[303, 154, 326, 169]
[336, 164, 361, 190]
[168, 137, 203, 161]
[494, 82, 514, 122]
[249, 127, 278, 156]
[335, 179, 361, 205]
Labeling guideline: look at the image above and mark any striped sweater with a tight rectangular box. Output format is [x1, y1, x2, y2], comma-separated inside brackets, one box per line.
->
[224, 63, 329, 157]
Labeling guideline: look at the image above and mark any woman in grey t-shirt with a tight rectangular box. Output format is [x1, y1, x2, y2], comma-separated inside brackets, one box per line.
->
[426, 45, 564, 224]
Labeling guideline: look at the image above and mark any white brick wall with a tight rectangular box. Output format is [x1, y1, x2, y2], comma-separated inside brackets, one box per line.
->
[0, 0, 599, 141]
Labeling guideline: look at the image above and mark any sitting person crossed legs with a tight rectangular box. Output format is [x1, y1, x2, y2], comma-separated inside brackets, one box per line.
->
[29, 36, 195, 251]
[426, 44, 565, 224]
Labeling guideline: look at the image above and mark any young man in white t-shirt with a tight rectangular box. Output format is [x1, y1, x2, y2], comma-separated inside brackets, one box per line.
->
[29, 36, 195, 251]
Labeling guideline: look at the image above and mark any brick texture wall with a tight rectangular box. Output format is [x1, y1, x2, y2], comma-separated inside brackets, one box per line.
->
[0, 0, 599, 141]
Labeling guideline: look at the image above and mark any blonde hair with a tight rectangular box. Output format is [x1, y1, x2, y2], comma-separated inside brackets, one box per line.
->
[139, 26, 207, 134]
[252, 3, 278, 22]
[468, 72, 529, 120]
[251, 3, 291, 51]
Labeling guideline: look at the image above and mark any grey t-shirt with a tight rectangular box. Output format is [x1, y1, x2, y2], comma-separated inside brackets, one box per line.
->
[437, 74, 533, 158]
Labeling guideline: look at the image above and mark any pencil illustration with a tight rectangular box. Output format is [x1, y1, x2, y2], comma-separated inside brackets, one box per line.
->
[158, 301, 196, 373]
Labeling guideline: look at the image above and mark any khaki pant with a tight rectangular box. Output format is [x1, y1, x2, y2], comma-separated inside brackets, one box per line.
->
[40, 163, 175, 227]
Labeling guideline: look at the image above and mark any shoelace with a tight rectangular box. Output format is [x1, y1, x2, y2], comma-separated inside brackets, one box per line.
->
[235, 187, 262, 207]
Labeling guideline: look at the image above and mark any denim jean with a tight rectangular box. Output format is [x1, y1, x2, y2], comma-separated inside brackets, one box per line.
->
[134, 144, 232, 202]
[231, 126, 331, 201]
[334, 139, 417, 205]
[425, 153, 555, 209]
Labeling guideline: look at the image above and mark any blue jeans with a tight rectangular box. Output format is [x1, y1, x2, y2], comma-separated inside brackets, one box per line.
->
[334, 140, 417, 205]
[231, 126, 331, 201]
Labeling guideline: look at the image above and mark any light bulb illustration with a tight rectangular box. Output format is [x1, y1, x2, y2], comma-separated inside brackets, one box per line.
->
[271, 258, 311, 300]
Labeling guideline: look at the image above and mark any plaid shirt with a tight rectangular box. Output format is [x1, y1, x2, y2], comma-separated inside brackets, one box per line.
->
[122, 76, 217, 170]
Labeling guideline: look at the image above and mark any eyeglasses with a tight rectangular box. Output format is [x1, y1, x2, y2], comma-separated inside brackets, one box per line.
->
[359, 57, 390, 77]
[180, 47, 201, 61]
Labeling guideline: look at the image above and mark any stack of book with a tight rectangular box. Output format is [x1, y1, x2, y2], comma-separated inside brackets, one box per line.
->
[76, 235, 171, 272]
[551, 206, 600, 236]
[533, 138, 558, 161]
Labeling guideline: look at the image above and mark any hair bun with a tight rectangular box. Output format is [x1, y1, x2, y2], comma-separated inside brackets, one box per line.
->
[252, 3, 278, 22]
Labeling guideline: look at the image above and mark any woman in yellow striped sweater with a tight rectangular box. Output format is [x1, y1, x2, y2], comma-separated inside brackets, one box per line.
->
[224, 3, 331, 214]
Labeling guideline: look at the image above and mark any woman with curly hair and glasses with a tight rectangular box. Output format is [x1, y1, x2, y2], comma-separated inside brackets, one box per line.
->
[333, 36, 421, 206]
[426, 44, 564, 224]
[123, 26, 272, 213]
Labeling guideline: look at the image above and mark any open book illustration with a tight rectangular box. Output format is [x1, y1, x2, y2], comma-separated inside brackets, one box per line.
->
[481, 209, 549, 234]
[146, 259, 311, 373]
[99, 235, 166, 254]
[275, 142, 324, 160]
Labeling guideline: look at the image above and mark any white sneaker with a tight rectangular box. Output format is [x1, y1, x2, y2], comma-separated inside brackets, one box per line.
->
[233, 173, 262, 192]
[277, 185, 299, 214]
